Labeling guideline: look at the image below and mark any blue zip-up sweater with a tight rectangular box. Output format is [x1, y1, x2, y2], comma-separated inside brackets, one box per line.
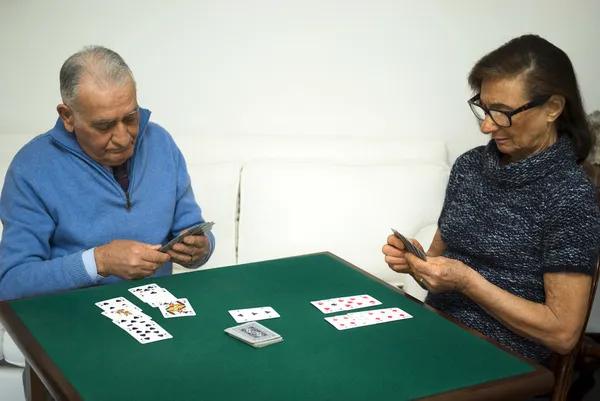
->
[0, 108, 214, 300]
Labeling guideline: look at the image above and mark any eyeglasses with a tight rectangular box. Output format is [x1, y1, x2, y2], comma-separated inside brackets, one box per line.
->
[467, 93, 551, 127]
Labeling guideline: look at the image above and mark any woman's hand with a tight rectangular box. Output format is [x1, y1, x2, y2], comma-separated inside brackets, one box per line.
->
[405, 254, 474, 294]
[382, 234, 425, 275]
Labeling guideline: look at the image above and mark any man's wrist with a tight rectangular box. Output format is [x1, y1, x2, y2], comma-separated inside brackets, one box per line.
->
[94, 246, 109, 277]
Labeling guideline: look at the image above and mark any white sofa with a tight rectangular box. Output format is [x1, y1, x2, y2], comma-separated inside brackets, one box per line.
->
[0, 132, 451, 400]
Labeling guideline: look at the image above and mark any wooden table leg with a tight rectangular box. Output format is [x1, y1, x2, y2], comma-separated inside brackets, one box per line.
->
[27, 364, 50, 401]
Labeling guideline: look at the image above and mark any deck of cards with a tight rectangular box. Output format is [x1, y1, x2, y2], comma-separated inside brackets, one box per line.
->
[225, 321, 283, 348]
[128, 283, 196, 318]
[95, 297, 173, 344]
[159, 221, 215, 252]
[391, 228, 427, 260]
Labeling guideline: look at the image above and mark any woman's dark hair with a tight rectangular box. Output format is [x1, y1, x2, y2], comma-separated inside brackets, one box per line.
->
[468, 34, 593, 163]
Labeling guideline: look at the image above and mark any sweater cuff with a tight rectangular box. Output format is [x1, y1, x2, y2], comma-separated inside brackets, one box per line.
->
[63, 250, 97, 287]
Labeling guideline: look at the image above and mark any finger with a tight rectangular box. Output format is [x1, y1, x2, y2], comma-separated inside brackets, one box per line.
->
[142, 248, 171, 265]
[410, 238, 425, 252]
[405, 253, 426, 270]
[382, 244, 405, 258]
[167, 249, 193, 264]
[387, 264, 412, 273]
[182, 235, 207, 246]
[172, 242, 206, 256]
[384, 255, 406, 265]
[387, 234, 405, 250]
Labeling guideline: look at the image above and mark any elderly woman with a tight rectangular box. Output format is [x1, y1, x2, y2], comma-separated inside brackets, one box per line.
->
[383, 34, 600, 365]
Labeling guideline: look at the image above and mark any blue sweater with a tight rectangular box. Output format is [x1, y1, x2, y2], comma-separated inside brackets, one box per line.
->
[0, 108, 214, 300]
[426, 135, 600, 364]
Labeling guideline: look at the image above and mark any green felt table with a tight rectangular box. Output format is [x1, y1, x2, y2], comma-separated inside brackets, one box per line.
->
[0, 252, 553, 401]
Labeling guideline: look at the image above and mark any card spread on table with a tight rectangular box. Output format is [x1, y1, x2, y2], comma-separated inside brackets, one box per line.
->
[113, 318, 173, 344]
[96, 283, 194, 344]
[228, 306, 280, 323]
[225, 321, 283, 348]
[324, 307, 413, 330]
[97, 297, 172, 344]
[128, 284, 178, 308]
[310, 294, 381, 314]
[95, 297, 141, 312]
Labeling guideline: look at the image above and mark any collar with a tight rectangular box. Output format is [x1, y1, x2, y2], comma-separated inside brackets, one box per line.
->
[482, 134, 577, 187]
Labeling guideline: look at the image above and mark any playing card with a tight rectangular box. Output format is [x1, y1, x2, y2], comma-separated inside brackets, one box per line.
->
[129, 285, 177, 307]
[114, 319, 173, 344]
[224, 321, 281, 346]
[95, 297, 141, 312]
[128, 283, 160, 302]
[324, 314, 367, 330]
[159, 221, 215, 253]
[158, 298, 196, 318]
[310, 294, 382, 314]
[144, 288, 178, 308]
[228, 306, 280, 323]
[349, 307, 413, 325]
[391, 228, 427, 260]
[101, 307, 152, 323]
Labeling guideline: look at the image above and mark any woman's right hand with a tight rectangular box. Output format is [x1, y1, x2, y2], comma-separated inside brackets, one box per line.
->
[382, 234, 425, 274]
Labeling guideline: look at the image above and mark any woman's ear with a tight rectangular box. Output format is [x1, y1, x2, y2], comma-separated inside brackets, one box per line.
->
[546, 95, 566, 123]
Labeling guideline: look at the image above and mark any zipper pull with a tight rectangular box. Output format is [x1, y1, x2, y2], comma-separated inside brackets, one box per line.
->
[125, 192, 131, 211]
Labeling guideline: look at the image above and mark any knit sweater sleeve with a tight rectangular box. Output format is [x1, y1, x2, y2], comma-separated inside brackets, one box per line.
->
[542, 179, 600, 275]
[0, 163, 96, 300]
[164, 131, 215, 269]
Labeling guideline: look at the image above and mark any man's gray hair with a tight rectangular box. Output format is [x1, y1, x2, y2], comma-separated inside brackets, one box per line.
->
[59, 45, 136, 108]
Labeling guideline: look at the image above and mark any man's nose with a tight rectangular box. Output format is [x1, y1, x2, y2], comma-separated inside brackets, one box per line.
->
[112, 122, 132, 147]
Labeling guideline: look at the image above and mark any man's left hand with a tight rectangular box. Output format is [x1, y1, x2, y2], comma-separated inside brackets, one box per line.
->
[405, 254, 474, 294]
[167, 231, 210, 266]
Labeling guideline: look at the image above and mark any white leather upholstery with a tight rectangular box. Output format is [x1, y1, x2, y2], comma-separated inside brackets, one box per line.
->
[237, 160, 449, 287]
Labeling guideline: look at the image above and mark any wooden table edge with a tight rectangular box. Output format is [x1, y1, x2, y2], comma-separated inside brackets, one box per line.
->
[319, 251, 555, 401]
[0, 299, 83, 401]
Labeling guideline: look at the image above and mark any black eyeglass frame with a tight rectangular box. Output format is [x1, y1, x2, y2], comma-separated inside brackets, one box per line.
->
[467, 93, 551, 127]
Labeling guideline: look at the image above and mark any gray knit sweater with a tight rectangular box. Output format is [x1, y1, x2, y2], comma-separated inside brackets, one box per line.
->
[426, 135, 600, 364]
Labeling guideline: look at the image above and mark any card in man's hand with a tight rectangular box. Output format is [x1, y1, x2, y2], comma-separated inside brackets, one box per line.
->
[391, 228, 427, 260]
[159, 221, 215, 253]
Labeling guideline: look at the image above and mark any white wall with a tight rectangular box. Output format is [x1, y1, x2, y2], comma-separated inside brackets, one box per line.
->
[1, 0, 599, 163]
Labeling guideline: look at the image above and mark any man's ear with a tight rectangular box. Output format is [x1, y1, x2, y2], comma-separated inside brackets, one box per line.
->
[57, 104, 76, 132]
[546, 95, 566, 123]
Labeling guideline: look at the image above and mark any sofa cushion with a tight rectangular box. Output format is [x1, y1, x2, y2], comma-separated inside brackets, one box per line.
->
[237, 161, 449, 286]
[1, 328, 25, 367]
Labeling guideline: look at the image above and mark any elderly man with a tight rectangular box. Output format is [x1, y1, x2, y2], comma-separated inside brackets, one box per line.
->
[0, 45, 215, 302]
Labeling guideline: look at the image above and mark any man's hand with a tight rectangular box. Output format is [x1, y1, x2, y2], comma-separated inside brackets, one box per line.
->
[95, 240, 171, 280]
[382, 234, 425, 274]
[167, 231, 210, 266]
